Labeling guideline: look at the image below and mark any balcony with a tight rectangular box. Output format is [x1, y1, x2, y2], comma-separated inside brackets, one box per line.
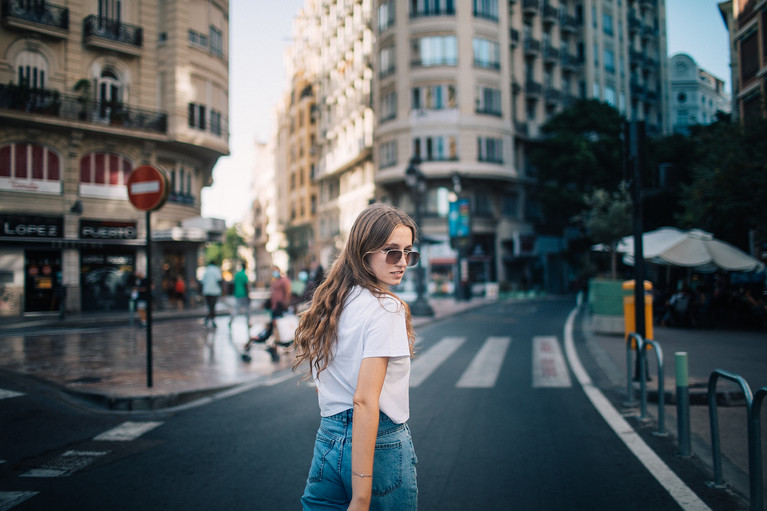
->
[510, 29, 519, 47]
[522, 0, 539, 16]
[83, 15, 142, 57]
[514, 120, 529, 136]
[0, 83, 167, 134]
[1, 0, 68, 39]
[543, 44, 559, 63]
[560, 53, 582, 72]
[544, 88, 561, 104]
[523, 38, 541, 57]
[542, 3, 558, 24]
[525, 80, 542, 97]
[559, 14, 578, 33]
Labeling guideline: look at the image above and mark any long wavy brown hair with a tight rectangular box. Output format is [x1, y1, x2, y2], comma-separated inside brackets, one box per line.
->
[292, 202, 417, 379]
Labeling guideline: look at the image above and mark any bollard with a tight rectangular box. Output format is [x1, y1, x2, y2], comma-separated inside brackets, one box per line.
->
[675, 352, 691, 457]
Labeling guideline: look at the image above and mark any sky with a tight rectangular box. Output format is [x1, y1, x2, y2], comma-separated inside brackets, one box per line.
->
[202, 0, 732, 226]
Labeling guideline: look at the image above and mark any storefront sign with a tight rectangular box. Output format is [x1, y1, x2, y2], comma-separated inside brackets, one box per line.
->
[80, 220, 138, 240]
[0, 215, 62, 238]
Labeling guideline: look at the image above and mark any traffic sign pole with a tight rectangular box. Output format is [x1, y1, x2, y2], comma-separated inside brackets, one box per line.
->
[145, 210, 153, 388]
[126, 165, 168, 389]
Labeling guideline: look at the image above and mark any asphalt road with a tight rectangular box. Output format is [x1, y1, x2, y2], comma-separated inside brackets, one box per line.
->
[0, 297, 748, 510]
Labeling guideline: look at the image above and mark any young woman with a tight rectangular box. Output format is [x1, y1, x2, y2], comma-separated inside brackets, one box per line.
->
[294, 203, 419, 510]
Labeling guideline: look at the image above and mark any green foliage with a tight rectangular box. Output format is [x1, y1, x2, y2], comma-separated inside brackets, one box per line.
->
[531, 100, 625, 233]
[204, 225, 246, 267]
[678, 118, 767, 248]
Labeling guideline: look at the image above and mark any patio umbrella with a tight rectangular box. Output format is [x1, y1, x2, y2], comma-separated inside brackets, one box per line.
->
[618, 227, 765, 273]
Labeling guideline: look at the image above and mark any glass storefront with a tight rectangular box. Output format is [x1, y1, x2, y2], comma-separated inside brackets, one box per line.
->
[80, 250, 135, 311]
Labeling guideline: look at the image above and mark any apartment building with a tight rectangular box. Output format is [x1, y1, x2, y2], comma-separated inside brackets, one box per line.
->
[669, 53, 731, 134]
[0, 0, 229, 316]
[719, 0, 766, 122]
[370, 0, 668, 292]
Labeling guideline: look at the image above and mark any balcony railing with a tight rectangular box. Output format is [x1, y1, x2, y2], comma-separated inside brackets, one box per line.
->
[525, 80, 542, 96]
[0, 83, 167, 134]
[1, 0, 69, 37]
[524, 38, 541, 56]
[83, 15, 142, 55]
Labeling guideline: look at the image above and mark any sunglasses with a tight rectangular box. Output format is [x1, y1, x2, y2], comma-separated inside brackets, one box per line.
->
[375, 249, 421, 266]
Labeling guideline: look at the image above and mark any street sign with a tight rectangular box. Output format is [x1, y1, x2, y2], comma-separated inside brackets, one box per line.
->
[126, 165, 169, 211]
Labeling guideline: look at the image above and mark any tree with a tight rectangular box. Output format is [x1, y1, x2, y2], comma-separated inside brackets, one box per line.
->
[678, 118, 767, 250]
[204, 225, 246, 268]
[530, 100, 625, 234]
[581, 185, 632, 279]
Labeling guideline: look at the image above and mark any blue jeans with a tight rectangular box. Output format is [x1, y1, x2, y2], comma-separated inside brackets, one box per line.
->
[301, 410, 418, 510]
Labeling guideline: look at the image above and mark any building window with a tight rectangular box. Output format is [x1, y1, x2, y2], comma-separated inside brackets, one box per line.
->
[412, 36, 457, 67]
[604, 49, 615, 73]
[603, 13, 613, 36]
[410, 0, 455, 17]
[15, 50, 48, 89]
[79, 152, 132, 199]
[380, 45, 396, 77]
[473, 38, 500, 69]
[209, 25, 223, 57]
[380, 140, 398, 168]
[412, 84, 456, 110]
[0, 143, 61, 194]
[210, 109, 222, 135]
[604, 86, 616, 106]
[476, 86, 501, 115]
[412, 135, 458, 161]
[502, 193, 519, 218]
[381, 90, 397, 121]
[473, 0, 498, 21]
[378, 0, 395, 32]
[188, 103, 206, 130]
[477, 137, 503, 163]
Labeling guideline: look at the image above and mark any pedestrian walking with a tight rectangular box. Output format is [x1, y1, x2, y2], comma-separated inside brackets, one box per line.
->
[293, 203, 419, 510]
[200, 260, 222, 328]
[132, 272, 149, 327]
[229, 261, 251, 329]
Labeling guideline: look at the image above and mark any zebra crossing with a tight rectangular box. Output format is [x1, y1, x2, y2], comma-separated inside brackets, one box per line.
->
[0, 419, 163, 511]
[411, 335, 572, 389]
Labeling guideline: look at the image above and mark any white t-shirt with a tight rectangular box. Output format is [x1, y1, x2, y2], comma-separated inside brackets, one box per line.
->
[316, 286, 411, 423]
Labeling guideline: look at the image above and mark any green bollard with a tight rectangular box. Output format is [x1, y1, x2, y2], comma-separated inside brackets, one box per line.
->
[675, 352, 691, 457]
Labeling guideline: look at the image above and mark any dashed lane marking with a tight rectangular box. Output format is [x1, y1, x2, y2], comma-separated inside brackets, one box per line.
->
[93, 421, 163, 442]
[564, 308, 712, 511]
[0, 389, 24, 400]
[456, 337, 511, 388]
[20, 450, 109, 478]
[532, 336, 572, 388]
[410, 337, 467, 388]
[0, 491, 38, 511]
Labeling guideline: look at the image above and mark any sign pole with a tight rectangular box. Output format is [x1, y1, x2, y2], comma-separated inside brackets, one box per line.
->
[126, 164, 168, 389]
[145, 210, 153, 388]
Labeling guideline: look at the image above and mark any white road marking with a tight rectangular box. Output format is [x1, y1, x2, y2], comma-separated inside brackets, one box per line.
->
[20, 450, 109, 478]
[532, 336, 572, 388]
[0, 389, 24, 400]
[0, 491, 38, 511]
[564, 308, 712, 511]
[410, 337, 466, 387]
[456, 337, 511, 388]
[94, 421, 163, 441]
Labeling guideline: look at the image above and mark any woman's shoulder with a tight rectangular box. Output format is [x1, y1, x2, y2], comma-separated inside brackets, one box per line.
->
[348, 287, 405, 316]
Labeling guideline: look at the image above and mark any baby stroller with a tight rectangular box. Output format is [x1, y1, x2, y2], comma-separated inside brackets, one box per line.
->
[241, 308, 298, 363]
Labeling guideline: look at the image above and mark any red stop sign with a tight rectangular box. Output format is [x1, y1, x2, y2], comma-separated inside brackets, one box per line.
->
[127, 165, 169, 211]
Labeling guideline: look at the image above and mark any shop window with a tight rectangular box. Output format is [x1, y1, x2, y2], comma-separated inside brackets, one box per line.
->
[79, 152, 132, 199]
[0, 143, 61, 194]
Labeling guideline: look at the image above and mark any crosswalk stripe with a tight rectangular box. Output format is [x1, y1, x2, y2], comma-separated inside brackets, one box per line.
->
[410, 336, 467, 387]
[456, 337, 511, 388]
[94, 421, 163, 441]
[0, 389, 24, 400]
[532, 336, 572, 388]
[0, 491, 38, 510]
[20, 450, 109, 478]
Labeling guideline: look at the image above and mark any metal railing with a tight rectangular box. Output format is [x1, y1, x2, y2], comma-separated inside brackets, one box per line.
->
[625, 332, 666, 435]
[2, 0, 69, 30]
[707, 370, 764, 511]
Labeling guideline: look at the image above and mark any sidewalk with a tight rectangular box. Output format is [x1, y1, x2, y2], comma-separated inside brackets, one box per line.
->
[0, 295, 495, 411]
[579, 308, 767, 504]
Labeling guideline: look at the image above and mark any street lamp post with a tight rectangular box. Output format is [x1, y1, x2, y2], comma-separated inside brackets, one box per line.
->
[405, 156, 434, 317]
